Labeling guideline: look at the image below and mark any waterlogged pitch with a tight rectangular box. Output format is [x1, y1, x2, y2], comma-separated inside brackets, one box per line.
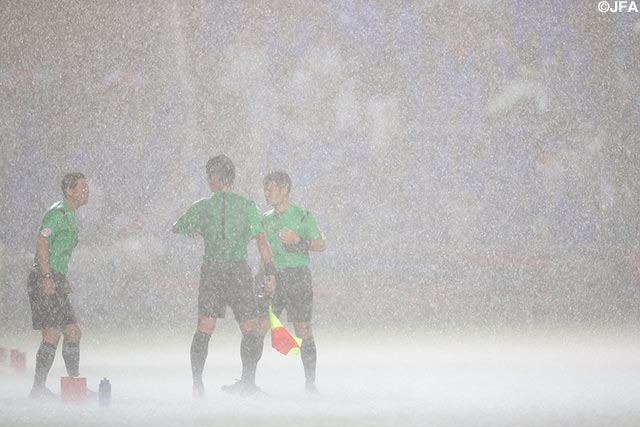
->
[1, 326, 639, 426]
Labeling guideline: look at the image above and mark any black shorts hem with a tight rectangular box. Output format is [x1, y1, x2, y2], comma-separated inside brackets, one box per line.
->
[198, 260, 260, 323]
[27, 269, 77, 330]
[272, 265, 313, 323]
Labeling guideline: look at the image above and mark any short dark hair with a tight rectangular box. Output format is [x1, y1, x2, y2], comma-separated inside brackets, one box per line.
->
[206, 155, 235, 185]
[61, 172, 86, 197]
[264, 170, 292, 194]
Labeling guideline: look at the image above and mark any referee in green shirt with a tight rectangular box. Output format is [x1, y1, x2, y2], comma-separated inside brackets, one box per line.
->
[258, 170, 326, 394]
[27, 173, 89, 398]
[173, 155, 276, 397]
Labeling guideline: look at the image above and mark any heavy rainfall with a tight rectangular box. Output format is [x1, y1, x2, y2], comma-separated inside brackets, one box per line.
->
[1, 1, 639, 426]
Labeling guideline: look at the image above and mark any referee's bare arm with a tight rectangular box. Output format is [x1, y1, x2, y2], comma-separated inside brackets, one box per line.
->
[36, 236, 56, 295]
[255, 232, 276, 294]
[255, 232, 274, 264]
[309, 238, 326, 252]
[172, 223, 201, 237]
[280, 228, 325, 252]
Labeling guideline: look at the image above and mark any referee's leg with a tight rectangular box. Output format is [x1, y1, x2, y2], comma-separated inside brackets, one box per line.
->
[61, 323, 81, 377]
[191, 316, 216, 396]
[238, 317, 264, 387]
[294, 322, 317, 393]
[31, 328, 61, 395]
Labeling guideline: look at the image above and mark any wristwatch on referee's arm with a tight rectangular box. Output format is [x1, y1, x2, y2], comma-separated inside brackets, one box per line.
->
[42, 272, 52, 279]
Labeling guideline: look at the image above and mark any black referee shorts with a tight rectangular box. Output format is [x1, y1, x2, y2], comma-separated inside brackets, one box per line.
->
[271, 265, 313, 323]
[198, 259, 261, 323]
[27, 268, 77, 330]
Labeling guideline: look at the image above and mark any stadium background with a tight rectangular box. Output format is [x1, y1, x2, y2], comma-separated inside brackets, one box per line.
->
[1, 0, 638, 332]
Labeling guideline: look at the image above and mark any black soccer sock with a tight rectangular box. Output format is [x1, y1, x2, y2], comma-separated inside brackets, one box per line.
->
[33, 342, 57, 389]
[300, 337, 317, 385]
[62, 341, 80, 377]
[240, 331, 264, 384]
[190, 331, 211, 387]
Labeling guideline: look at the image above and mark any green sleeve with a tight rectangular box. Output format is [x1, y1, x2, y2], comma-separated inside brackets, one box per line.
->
[248, 203, 264, 238]
[301, 212, 322, 240]
[39, 210, 65, 240]
[174, 203, 200, 235]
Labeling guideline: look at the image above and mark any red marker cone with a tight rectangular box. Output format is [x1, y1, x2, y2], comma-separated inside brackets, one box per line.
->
[61, 376, 87, 403]
[0, 346, 7, 366]
[9, 349, 26, 373]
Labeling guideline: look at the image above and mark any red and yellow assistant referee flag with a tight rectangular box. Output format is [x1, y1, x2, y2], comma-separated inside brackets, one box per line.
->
[269, 306, 302, 355]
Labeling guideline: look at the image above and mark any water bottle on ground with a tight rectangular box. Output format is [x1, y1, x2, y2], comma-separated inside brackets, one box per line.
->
[99, 377, 111, 407]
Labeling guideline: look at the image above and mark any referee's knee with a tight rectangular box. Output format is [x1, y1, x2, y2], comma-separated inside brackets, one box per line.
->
[197, 316, 216, 334]
[63, 324, 82, 343]
[42, 328, 61, 345]
[256, 317, 270, 337]
[293, 322, 313, 340]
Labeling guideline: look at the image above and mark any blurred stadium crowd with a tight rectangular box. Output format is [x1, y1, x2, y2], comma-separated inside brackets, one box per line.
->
[1, 1, 638, 330]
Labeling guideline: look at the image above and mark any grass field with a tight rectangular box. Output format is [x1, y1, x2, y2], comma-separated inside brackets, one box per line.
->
[1, 325, 639, 426]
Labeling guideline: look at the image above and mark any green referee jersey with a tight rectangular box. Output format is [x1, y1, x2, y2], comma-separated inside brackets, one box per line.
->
[174, 190, 264, 262]
[262, 203, 322, 270]
[33, 200, 79, 275]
